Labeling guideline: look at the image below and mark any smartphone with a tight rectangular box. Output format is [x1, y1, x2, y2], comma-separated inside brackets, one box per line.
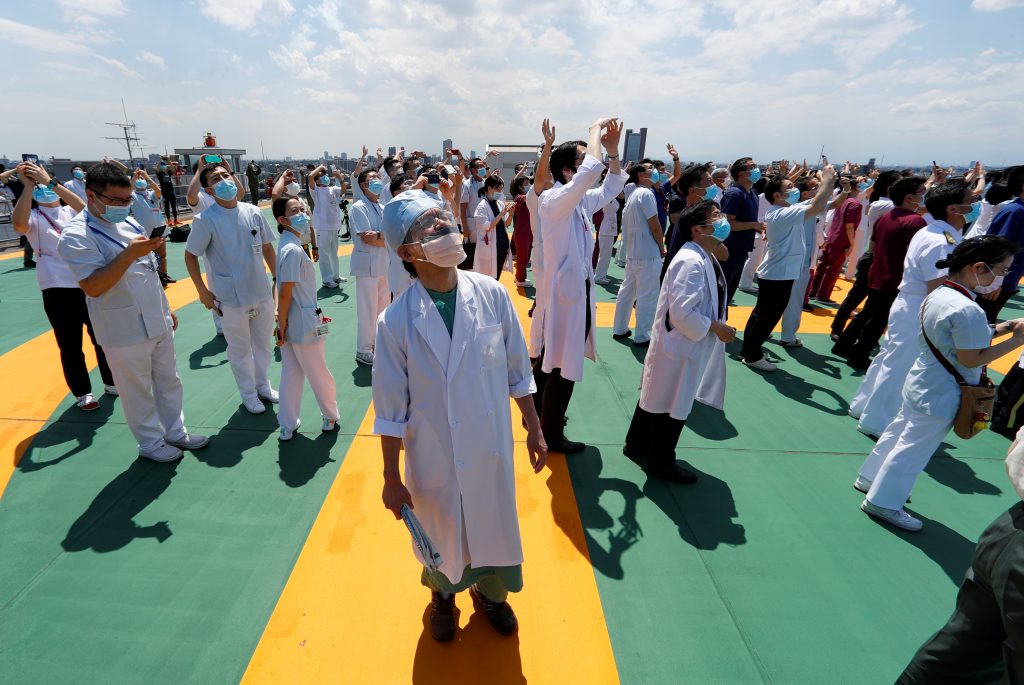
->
[427, 172, 440, 185]
[203, 154, 223, 164]
[329, 164, 336, 173]
[137, 162, 146, 170]
[21, 154, 39, 164]
[933, 160, 938, 167]
[450, 148, 461, 156]
[821, 154, 829, 167]
[149, 225, 166, 239]
[443, 164, 456, 176]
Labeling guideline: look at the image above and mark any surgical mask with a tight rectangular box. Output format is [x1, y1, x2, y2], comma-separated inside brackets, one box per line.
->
[214, 178, 237, 201]
[72, 169, 85, 180]
[963, 201, 981, 224]
[368, 179, 384, 195]
[158, 164, 168, 171]
[857, 182, 869, 191]
[101, 203, 131, 223]
[286, 182, 301, 196]
[318, 175, 330, 186]
[289, 212, 310, 232]
[418, 232, 466, 267]
[649, 171, 660, 184]
[975, 270, 1003, 295]
[135, 179, 148, 190]
[32, 186, 60, 204]
[475, 168, 487, 179]
[748, 168, 762, 184]
[703, 185, 718, 201]
[711, 217, 731, 242]
[786, 188, 801, 204]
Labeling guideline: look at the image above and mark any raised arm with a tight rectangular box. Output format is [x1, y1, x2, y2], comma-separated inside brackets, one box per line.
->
[666, 143, 681, 185]
[533, 119, 555, 196]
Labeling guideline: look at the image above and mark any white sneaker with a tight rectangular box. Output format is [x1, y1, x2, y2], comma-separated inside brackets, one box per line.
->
[166, 433, 209, 450]
[243, 397, 267, 414]
[857, 425, 881, 440]
[140, 442, 184, 463]
[104, 384, 119, 396]
[323, 281, 339, 289]
[861, 499, 922, 532]
[515, 279, 533, 287]
[322, 417, 338, 432]
[76, 394, 99, 411]
[594, 277, 610, 285]
[258, 388, 280, 404]
[355, 351, 374, 366]
[279, 419, 301, 441]
[743, 357, 777, 372]
[334, 276, 348, 284]
[853, 476, 872, 494]
[780, 338, 803, 349]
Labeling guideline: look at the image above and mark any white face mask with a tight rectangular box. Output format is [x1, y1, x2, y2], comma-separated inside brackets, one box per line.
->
[974, 268, 1004, 295]
[417, 232, 466, 267]
[286, 182, 301, 196]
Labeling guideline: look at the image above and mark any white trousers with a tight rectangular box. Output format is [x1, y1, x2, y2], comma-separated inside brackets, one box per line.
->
[613, 257, 660, 343]
[859, 405, 951, 510]
[316, 229, 339, 285]
[220, 298, 275, 402]
[850, 293, 924, 434]
[594, 234, 616, 281]
[739, 235, 767, 290]
[843, 227, 868, 278]
[357, 275, 389, 353]
[104, 330, 188, 454]
[615, 234, 628, 267]
[278, 339, 340, 432]
[211, 309, 223, 334]
[528, 266, 546, 358]
[781, 267, 811, 342]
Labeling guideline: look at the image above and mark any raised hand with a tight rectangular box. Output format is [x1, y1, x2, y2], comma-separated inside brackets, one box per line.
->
[542, 118, 556, 147]
[601, 119, 623, 152]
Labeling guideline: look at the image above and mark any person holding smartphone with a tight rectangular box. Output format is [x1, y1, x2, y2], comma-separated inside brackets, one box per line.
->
[129, 168, 174, 286]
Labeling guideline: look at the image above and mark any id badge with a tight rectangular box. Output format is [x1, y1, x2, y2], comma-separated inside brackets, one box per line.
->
[248, 309, 259, 320]
[315, 323, 329, 337]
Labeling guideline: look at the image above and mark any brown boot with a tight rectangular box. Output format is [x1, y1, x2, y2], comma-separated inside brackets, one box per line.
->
[428, 591, 458, 642]
[470, 586, 518, 636]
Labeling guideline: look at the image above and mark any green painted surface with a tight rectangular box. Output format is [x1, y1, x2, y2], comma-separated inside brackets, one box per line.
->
[0, 251, 54, 354]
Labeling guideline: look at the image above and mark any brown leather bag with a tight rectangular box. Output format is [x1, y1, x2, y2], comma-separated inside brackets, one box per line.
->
[922, 317, 995, 440]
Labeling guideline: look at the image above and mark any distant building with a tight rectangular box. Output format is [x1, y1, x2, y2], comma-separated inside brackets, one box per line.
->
[388, 146, 397, 156]
[623, 128, 647, 163]
[285, 156, 293, 161]
[323, 150, 330, 160]
[442, 138, 453, 156]
[340, 152, 348, 161]
[484, 144, 543, 188]
[147, 153, 162, 164]
[470, 150, 478, 160]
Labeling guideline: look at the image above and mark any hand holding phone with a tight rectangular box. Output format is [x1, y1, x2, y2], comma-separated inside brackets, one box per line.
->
[204, 154, 223, 165]
[149, 225, 166, 239]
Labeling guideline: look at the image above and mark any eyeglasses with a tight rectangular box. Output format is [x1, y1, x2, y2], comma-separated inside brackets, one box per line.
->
[95, 191, 133, 207]
[987, 264, 1011, 277]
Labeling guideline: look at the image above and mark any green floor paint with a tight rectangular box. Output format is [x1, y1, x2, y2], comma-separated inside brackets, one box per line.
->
[0, 254, 54, 355]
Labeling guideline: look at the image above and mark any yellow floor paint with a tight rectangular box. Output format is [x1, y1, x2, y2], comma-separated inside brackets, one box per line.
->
[243, 405, 619, 685]
[0, 277, 202, 499]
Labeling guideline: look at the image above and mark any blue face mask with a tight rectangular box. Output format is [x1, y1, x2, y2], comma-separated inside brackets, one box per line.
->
[213, 178, 237, 201]
[786, 188, 801, 204]
[289, 213, 310, 231]
[101, 203, 131, 223]
[72, 169, 85, 180]
[703, 185, 718, 201]
[32, 186, 60, 204]
[318, 175, 330, 186]
[135, 179, 148, 190]
[649, 170, 660, 184]
[963, 201, 981, 224]
[748, 167, 762, 184]
[367, 179, 384, 196]
[711, 217, 731, 242]
[475, 168, 487, 179]
[857, 182, 869, 191]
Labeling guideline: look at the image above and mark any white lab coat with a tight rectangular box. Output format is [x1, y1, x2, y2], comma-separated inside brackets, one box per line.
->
[372, 271, 536, 584]
[539, 154, 627, 382]
[473, 197, 505, 278]
[640, 242, 726, 419]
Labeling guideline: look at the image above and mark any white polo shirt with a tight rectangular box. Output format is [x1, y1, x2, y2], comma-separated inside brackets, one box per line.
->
[186, 202, 275, 307]
[26, 205, 81, 290]
[312, 184, 343, 232]
[622, 186, 660, 261]
[757, 202, 808, 281]
[130, 189, 164, 232]
[349, 198, 388, 278]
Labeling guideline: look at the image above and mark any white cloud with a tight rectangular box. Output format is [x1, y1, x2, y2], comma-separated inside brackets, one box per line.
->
[971, 0, 1024, 10]
[56, 0, 125, 14]
[0, 18, 92, 56]
[980, 47, 998, 57]
[890, 96, 971, 114]
[199, 0, 295, 31]
[96, 56, 142, 79]
[136, 51, 167, 70]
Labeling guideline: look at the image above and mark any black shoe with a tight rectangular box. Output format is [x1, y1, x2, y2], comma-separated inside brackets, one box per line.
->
[428, 592, 458, 642]
[612, 330, 632, 340]
[845, 357, 871, 371]
[470, 586, 518, 636]
[160, 273, 177, 284]
[831, 344, 852, 358]
[548, 439, 585, 454]
[802, 304, 814, 312]
[341, 232, 351, 241]
[648, 462, 698, 484]
[829, 333, 840, 342]
[632, 339, 650, 348]
[24, 260, 36, 268]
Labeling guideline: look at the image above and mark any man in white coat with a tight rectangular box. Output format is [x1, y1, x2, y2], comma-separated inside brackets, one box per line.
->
[349, 169, 390, 366]
[593, 195, 620, 284]
[184, 164, 279, 414]
[850, 179, 969, 438]
[308, 164, 347, 288]
[526, 119, 557, 358]
[374, 191, 547, 644]
[624, 200, 735, 482]
[57, 163, 208, 463]
[534, 117, 627, 453]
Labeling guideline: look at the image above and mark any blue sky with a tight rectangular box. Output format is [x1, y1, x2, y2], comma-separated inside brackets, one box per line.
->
[3, 0, 1022, 166]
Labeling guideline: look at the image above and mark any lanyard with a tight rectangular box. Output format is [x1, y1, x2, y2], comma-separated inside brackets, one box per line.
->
[35, 208, 62, 235]
[135, 190, 154, 208]
[86, 214, 156, 271]
[942, 280, 974, 299]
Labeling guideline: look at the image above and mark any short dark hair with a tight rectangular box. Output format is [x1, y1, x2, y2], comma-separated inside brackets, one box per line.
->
[71, 162, 85, 170]
[730, 157, 752, 181]
[890, 176, 925, 206]
[936, 235, 1018, 273]
[986, 182, 1012, 206]
[389, 174, 408, 195]
[1005, 165, 1024, 197]
[924, 179, 969, 221]
[199, 165, 229, 188]
[511, 175, 531, 196]
[673, 200, 717, 245]
[306, 164, 315, 170]
[796, 175, 819, 193]
[84, 162, 130, 193]
[468, 157, 485, 169]
[271, 197, 296, 232]
[479, 174, 504, 197]
[764, 177, 790, 204]
[357, 169, 376, 186]
[550, 141, 586, 184]
[627, 162, 650, 185]
[676, 164, 705, 197]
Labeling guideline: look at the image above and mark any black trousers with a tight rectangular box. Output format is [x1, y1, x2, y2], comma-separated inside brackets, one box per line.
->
[978, 288, 1017, 325]
[41, 288, 115, 397]
[897, 502, 1024, 684]
[719, 248, 746, 305]
[740, 278, 793, 363]
[833, 288, 898, 366]
[531, 278, 591, 445]
[458, 241, 476, 270]
[494, 228, 510, 281]
[993, 362, 1024, 440]
[831, 252, 873, 336]
[161, 187, 177, 221]
[624, 403, 686, 471]
[22, 236, 34, 264]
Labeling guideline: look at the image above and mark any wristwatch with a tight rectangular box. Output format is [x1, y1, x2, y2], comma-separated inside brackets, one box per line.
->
[46, 180, 57, 190]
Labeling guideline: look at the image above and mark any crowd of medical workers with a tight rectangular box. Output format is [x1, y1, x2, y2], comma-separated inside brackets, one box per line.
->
[8, 119, 1024, 666]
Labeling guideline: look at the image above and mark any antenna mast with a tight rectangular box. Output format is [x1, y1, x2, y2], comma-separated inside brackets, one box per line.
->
[104, 99, 144, 165]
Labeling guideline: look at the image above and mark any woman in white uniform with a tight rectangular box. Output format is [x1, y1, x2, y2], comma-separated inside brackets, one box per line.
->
[473, 175, 514, 280]
[624, 200, 735, 483]
[857, 236, 1024, 531]
[349, 169, 390, 366]
[374, 190, 547, 643]
[272, 197, 341, 441]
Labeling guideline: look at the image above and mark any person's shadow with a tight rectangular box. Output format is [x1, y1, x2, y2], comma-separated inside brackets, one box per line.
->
[411, 606, 525, 684]
[924, 453, 1003, 496]
[277, 430, 338, 487]
[755, 366, 848, 416]
[316, 286, 350, 303]
[552, 447, 644, 580]
[638, 461, 746, 550]
[685, 402, 739, 441]
[188, 334, 228, 370]
[352, 365, 372, 388]
[193, 405, 277, 469]
[15, 400, 114, 473]
[866, 510, 976, 585]
[778, 344, 842, 380]
[62, 459, 178, 553]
